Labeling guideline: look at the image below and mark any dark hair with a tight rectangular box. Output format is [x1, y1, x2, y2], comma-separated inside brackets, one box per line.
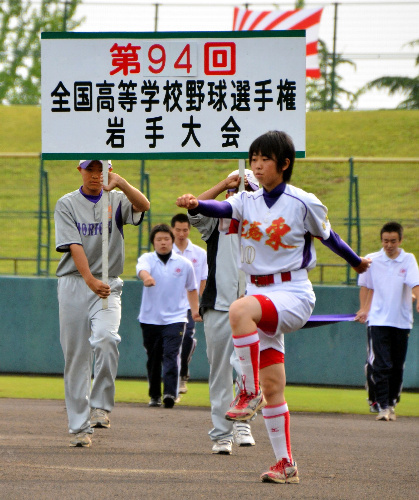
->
[171, 213, 190, 227]
[248, 130, 295, 183]
[380, 221, 403, 240]
[150, 223, 174, 244]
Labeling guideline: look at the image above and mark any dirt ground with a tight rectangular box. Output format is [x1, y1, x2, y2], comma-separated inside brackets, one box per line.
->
[0, 398, 417, 500]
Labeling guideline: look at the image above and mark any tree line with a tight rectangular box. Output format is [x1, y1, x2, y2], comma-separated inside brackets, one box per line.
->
[1, 0, 418, 109]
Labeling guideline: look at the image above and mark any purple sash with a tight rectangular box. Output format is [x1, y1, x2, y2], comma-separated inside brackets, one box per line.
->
[302, 314, 356, 329]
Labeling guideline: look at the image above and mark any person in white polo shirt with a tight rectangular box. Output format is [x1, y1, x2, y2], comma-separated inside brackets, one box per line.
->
[355, 222, 419, 421]
[136, 224, 202, 408]
[171, 213, 208, 394]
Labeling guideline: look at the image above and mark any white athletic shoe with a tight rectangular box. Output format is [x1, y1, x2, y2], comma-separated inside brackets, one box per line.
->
[388, 406, 396, 421]
[211, 439, 233, 455]
[261, 458, 299, 484]
[90, 408, 110, 428]
[179, 378, 188, 394]
[225, 388, 266, 421]
[376, 408, 390, 421]
[233, 422, 255, 446]
[69, 431, 92, 447]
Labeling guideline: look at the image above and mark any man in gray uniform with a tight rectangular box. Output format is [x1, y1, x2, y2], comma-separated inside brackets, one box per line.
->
[188, 169, 259, 454]
[55, 159, 150, 447]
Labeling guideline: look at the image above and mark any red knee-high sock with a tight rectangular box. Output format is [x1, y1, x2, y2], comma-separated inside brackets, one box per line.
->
[233, 331, 260, 394]
[262, 402, 293, 463]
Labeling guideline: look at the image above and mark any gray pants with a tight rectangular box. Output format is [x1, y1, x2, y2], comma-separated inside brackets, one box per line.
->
[58, 276, 122, 434]
[203, 308, 244, 442]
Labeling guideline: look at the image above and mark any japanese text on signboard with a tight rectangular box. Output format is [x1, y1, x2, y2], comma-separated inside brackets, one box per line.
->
[41, 33, 306, 158]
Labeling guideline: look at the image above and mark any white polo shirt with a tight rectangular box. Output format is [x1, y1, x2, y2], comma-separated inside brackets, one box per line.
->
[358, 248, 419, 329]
[173, 239, 208, 310]
[136, 251, 197, 325]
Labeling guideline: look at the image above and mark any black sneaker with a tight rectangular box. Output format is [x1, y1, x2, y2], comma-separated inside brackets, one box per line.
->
[163, 395, 175, 408]
[148, 397, 162, 407]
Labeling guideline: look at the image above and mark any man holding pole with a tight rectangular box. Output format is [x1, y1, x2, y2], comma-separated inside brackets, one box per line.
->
[54, 159, 150, 447]
[187, 165, 259, 454]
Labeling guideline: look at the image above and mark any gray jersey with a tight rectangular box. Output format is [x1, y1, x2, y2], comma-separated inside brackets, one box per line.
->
[55, 188, 144, 277]
[188, 213, 243, 311]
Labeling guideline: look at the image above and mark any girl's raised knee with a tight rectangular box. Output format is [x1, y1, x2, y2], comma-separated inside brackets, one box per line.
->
[229, 297, 260, 331]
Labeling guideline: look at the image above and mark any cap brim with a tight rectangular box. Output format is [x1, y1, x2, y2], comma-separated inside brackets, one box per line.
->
[79, 160, 112, 169]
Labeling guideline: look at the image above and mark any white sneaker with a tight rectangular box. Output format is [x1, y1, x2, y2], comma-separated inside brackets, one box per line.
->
[69, 431, 92, 447]
[261, 458, 299, 484]
[225, 389, 266, 421]
[90, 408, 110, 428]
[179, 378, 188, 394]
[376, 408, 390, 421]
[233, 422, 255, 446]
[212, 439, 233, 455]
[388, 406, 396, 421]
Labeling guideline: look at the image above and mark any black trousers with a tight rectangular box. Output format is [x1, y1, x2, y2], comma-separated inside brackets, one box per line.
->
[179, 309, 197, 380]
[365, 327, 376, 403]
[141, 322, 185, 399]
[369, 325, 410, 409]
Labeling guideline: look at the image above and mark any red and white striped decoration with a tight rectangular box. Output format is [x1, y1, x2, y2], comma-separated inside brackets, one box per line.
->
[232, 7, 324, 78]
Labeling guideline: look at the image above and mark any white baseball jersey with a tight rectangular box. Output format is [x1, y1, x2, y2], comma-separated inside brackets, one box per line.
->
[173, 239, 208, 310]
[55, 188, 144, 277]
[358, 248, 419, 329]
[226, 184, 331, 276]
[136, 251, 197, 325]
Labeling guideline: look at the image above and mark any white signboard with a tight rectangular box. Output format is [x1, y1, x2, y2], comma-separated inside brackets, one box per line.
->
[41, 31, 306, 160]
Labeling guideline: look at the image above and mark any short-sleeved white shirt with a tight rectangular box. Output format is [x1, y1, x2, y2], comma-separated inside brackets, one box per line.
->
[358, 248, 419, 329]
[173, 239, 208, 309]
[136, 251, 197, 325]
[226, 184, 331, 276]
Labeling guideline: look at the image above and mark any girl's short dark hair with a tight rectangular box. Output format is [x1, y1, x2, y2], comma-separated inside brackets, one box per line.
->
[248, 130, 295, 182]
[150, 223, 174, 244]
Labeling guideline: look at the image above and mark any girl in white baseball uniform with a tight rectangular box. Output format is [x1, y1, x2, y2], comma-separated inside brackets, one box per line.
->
[176, 131, 371, 484]
[55, 159, 150, 447]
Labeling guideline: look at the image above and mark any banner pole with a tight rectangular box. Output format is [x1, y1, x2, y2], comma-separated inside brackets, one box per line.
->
[238, 158, 245, 192]
[102, 164, 109, 309]
[238, 158, 246, 296]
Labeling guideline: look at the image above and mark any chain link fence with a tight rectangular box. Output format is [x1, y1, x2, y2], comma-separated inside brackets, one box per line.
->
[1, 155, 417, 283]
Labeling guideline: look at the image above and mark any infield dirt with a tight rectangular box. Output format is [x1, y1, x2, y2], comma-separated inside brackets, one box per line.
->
[0, 398, 417, 499]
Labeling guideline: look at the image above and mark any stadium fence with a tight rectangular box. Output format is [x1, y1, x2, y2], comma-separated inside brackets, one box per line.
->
[1, 154, 418, 284]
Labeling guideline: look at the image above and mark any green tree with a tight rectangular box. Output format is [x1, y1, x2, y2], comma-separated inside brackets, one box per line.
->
[306, 39, 358, 111]
[0, 0, 83, 105]
[361, 40, 419, 109]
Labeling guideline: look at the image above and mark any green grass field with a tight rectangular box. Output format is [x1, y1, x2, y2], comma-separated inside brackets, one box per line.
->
[1, 375, 418, 417]
[1, 106, 418, 281]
